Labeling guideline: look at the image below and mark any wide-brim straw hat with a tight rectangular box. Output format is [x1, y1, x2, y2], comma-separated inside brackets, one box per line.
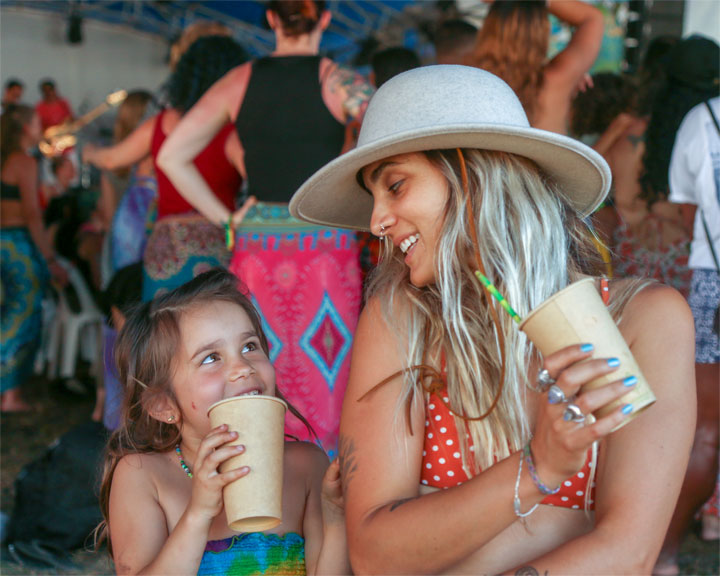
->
[289, 65, 611, 231]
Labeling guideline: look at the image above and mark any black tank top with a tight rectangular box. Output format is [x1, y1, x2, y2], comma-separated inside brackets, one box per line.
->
[0, 181, 21, 201]
[235, 56, 345, 203]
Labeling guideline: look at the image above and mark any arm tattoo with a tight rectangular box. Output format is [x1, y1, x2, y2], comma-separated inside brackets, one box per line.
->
[626, 133, 644, 149]
[388, 496, 419, 512]
[327, 64, 374, 122]
[338, 434, 359, 494]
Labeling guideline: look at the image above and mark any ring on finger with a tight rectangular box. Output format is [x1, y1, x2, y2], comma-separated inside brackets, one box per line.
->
[547, 384, 567, 405]
[536, 368, 556, 391]
[562, 403, 586, 424]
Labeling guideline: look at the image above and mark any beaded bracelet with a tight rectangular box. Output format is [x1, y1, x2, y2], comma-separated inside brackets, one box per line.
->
[523, 442, 561, 496]
[514, 450, 539, 520]
[224, 215, 235, 251]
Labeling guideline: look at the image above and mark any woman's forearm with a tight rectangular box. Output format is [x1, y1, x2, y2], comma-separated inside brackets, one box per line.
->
[547, 0, 603, 28]
[347, 452, 547, 575]
[506, 519, 653, 575]
[25, 212, 54, 261]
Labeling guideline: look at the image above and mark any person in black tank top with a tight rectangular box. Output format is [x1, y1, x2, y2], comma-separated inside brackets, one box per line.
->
[235, 55, 344, 203]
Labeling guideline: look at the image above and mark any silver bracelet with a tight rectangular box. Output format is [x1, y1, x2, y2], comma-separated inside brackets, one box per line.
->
[514, 451, 539, 520]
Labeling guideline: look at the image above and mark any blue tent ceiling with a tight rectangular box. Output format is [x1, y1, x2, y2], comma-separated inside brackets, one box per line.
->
[1, 0, 459, 64]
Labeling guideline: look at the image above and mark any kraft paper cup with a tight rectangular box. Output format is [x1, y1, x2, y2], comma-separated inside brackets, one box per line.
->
[520, 278, 655, 429]
[207, 395, 287, 531]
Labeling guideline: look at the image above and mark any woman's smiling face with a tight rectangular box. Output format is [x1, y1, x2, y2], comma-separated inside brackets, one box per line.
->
[362, 152, 449, 287]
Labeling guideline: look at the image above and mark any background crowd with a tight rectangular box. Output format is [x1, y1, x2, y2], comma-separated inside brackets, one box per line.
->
[0, 0, 718, 574]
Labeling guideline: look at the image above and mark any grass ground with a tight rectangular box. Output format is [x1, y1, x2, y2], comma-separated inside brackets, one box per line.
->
[1, 374, 718, 575]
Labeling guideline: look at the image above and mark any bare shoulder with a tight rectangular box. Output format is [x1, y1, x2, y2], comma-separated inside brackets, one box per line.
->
[617, 281, 693, 340]
[285, 441, 329, 468]
[285, 441, 330, 486]
[113, 452, 168, 495]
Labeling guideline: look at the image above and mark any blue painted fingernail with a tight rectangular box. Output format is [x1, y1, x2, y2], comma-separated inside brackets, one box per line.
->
[622, 404, 634, 415]
[607, 358, 621, 367]
[623, 376, 638, 387]
[580, 343, 594, 353]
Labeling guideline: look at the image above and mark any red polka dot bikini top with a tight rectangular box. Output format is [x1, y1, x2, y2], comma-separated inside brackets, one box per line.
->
[419, 279, 610, 511]
[420, 391, 596, 510]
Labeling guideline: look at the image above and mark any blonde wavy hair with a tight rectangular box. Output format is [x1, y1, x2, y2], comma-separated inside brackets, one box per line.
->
[366, 149, 650, 474]
[471, 1, 550, 123]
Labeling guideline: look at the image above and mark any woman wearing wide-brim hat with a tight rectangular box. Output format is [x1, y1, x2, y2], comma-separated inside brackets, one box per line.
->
[290, 65, 695, 574]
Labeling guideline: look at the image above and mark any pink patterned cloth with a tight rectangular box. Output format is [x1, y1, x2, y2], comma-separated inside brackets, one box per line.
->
[229, 204, 361, 455]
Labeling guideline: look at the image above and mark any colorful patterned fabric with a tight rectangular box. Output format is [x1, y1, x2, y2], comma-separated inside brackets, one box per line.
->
[198, 532, 305, 576]
[142, 214, 230, 301]
[109, 175, 157, 275]
[1, 228, 48, 393]
[613, 213, 692, 297]
[688, 268, 720, 363]
[229, 203, 362, 454]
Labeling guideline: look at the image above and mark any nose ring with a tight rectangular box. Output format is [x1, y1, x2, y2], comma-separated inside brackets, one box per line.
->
[379, 223, 386, 236]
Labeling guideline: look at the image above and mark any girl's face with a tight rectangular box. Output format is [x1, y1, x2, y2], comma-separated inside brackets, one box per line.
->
[171, 300, 276, 439]
[362, 152, 449, 287]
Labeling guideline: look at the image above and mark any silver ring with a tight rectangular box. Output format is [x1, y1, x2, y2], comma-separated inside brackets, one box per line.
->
[547, 384, 567, 405]
[379, 223, 386, 236]
[563, 403, 586, 424]
[536, 368, 556, 391]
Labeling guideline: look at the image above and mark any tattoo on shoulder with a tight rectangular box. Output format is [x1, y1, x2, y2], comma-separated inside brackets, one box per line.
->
[514, 566, 549, 576]
[338, 434, 359, 493]
[626, 133, 644, 148]
[389, 496, 419, 512]
[327, 64, 374, 121]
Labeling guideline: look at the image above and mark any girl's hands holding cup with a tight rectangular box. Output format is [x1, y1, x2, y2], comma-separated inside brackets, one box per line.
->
[188, 424, 249, 522]
[530, 344, 636, 489]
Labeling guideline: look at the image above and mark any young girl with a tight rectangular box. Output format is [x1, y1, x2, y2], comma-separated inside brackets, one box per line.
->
[97, 268, 349, 575]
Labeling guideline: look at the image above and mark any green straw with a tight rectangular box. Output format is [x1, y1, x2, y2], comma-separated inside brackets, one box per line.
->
[474, 271, 522, 324]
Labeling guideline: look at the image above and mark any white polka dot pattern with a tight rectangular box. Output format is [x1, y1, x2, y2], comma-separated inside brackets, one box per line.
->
[420, 389, 596, 510]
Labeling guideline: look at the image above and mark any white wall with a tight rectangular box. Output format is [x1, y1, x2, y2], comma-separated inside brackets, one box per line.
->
[1, 8, 169, 114]
[683, 0, 720, 44]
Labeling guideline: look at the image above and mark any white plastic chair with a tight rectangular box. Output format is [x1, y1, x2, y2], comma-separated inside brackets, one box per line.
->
[46, 256, 103, 380]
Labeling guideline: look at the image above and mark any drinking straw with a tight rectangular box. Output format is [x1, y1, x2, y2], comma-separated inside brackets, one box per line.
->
[474, 271, 522, 324]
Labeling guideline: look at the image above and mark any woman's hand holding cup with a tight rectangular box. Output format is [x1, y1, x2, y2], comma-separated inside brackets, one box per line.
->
[530, 343, 636, 490]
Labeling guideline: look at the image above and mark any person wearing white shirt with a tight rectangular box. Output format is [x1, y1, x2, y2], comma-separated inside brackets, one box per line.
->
[665, 94, 720, 572]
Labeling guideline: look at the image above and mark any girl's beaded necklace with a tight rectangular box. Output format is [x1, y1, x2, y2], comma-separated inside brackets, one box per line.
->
[175, 444, 193, 478]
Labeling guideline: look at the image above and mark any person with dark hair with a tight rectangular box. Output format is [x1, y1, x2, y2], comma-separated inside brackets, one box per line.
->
[83, 35, 250, 301]
[1, 105, 67, 412]
[95, 268, 349, 575]
[591, 36, 718, 303]
[35, 78, 73, 132]
[159, 0, 373, 454]
[2, 78, 24, 111]
[569, 72, 633, 142]
[471, 0, 604, 134]
[371, 46, 421, 88]
[95, 262, 143, 428]
[433, 18, 477, 65]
